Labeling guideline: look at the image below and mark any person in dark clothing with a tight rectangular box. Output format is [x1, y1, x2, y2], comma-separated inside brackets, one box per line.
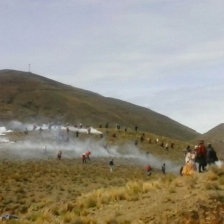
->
[162, 163, 166, 174]
[186, 145, 191, 152]
[57, 151, 62, 160]
[135, 126, 138, 132]
[207, 144, 218, 165]
[109, 159, 114, 172]
[82, 154, 87, 164]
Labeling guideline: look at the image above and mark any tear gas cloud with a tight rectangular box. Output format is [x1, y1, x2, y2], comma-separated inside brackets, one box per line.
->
[1, 138, 180, 173]
[0, 121, 181, 173]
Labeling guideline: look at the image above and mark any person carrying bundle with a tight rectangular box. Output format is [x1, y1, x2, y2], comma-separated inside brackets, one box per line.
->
[181, 147, 197, 176]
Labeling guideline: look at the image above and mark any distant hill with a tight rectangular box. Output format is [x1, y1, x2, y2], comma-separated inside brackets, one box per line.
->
[0, 69, 199, 141]
[195, 124, 224, 157]
[202, 123, 224, 140]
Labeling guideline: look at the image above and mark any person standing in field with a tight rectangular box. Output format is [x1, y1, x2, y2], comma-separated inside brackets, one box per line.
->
[207, 144, 218, 165]
[195, 140, 207, 173]
[146, 165, 152, 176]
[109, 159, 114, 173]
[57, 151, 62, 160]
[85, 151, 91, 161]
[162, 163, 166, 174]
[82, 153, 87, 164]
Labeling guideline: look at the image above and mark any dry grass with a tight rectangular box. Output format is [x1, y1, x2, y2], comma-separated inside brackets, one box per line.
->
[0, 144, 224, 223]
[0, 159, 151, 223]
[76, 180, 159, 209]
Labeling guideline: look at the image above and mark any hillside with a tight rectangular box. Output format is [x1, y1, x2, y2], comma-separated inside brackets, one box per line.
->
[195, 124, 224, 156]
[0, 69, 199, 141]
[202, 123, 224, 140]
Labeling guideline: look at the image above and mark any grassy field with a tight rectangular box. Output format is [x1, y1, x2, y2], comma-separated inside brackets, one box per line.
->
[0, 128, 223, 223]
[0, 159, 224, 224]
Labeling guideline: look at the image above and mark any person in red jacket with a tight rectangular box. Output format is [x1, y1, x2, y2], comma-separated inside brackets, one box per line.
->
[195, 140, 207, 172]
[145, 165, 152, 176]
[85, 151, 91, 161]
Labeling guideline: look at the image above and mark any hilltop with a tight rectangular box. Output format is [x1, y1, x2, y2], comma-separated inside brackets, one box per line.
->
[0, 69, 199, 141]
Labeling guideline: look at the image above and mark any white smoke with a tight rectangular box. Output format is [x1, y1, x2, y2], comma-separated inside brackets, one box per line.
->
[0, 126, 14, 143]
[0, 121, 182, 174]
[5, 121, 102, 134]
[0, 126, 13, 136]
[215, 160, 224, 168]
[0, 134, 180, 174]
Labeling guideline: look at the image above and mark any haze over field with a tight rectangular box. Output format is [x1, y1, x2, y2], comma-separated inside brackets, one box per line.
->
[1, 1, 224, 223]
[1, 0, 224, 133]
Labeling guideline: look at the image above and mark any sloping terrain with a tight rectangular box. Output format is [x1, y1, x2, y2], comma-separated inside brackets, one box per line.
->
[194, 124, 224, 158]
[0, 69, 199, 141]
[202, 123, 224, 140]
[0, 124, 223, 224]
[0, 159, 224, 224]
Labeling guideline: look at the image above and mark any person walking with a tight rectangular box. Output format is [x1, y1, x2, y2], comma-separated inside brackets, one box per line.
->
[109, 159, 114, 173]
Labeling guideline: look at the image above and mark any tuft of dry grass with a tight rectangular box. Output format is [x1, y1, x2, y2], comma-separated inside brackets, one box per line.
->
[76, 180, 160, 209]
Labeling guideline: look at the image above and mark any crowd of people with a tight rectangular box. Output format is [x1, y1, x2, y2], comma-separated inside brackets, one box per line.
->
[53, 123, 220, 176]
[180, 140, 218, 176]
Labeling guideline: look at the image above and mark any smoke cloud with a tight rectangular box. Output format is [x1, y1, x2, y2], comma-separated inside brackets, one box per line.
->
[0, 122, 181, 174]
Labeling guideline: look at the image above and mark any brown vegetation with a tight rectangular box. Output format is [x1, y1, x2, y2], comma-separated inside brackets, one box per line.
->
[0, 159, 224, 224]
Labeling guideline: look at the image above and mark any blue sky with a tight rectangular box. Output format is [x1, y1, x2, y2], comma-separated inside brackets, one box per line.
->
[1, 0, 224, 133]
